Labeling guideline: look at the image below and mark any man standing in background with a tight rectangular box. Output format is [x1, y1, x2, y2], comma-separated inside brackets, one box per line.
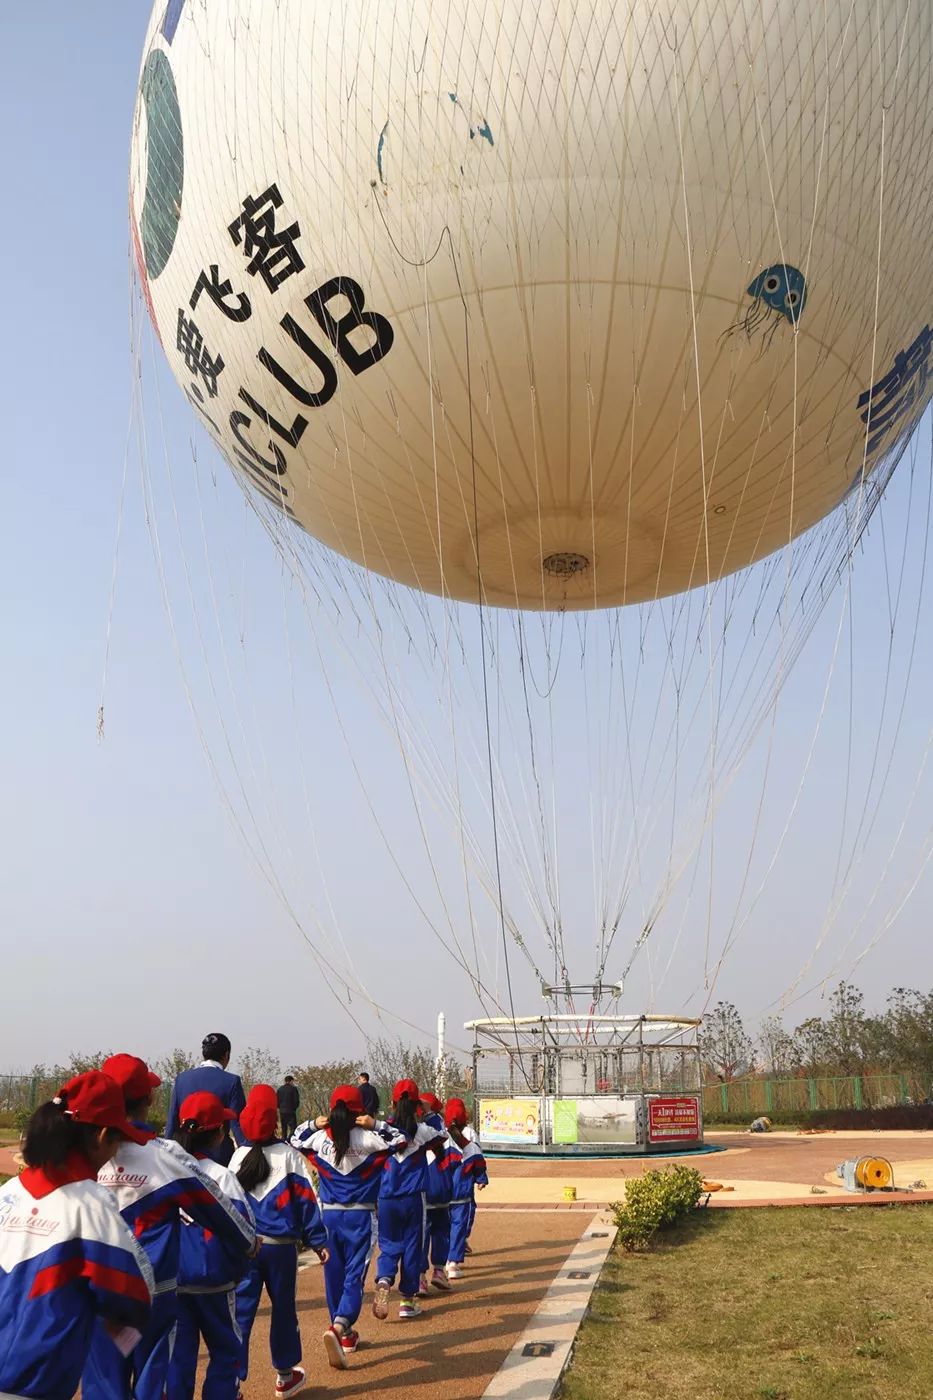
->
[277, 1074, 300, 1140]
[165, 1032, 246, 1164]
[357, 1071, 379, 1118]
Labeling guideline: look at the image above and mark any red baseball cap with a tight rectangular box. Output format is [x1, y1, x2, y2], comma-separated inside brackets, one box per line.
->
[420, 1092, 443, 1114]
[444, 1097, 469, 1128]
[56, 1072, 151, 1145]
[101, 1054, 162, 1103]
[393, 1078, 419, 1104]
[330, 1085, 365, 1115]
[178, 1091, 236, 1131]
[240, 1086, 278, 1143]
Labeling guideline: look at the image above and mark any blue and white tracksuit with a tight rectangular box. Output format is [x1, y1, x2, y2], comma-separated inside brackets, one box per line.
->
[168, 1156, 256, 1400]
[292, 1119, 406, 1331]
[448, 1138, 488, 1265]
[0, 1158, 154, 1399]
[421, 1112, 455, 1274]
[83, 1136, 255, 1400]
[375, 1121, 447, 1300]
[229, 1141, 327, 1380]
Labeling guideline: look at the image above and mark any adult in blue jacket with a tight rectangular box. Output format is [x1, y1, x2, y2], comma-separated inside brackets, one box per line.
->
[166, 1033, 247, 1164]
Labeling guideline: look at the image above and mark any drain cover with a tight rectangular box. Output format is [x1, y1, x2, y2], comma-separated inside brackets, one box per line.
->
[568, 1270, 592, 1279]
[522, 1342, 557, 1358]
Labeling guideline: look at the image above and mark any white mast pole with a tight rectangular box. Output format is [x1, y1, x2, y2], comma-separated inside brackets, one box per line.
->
[436, 1011, 446, 1098]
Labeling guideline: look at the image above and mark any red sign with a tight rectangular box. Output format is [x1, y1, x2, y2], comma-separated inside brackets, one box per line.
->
[647, 1096, 701, 1143]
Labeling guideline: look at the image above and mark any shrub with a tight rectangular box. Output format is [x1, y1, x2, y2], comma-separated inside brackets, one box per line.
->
[610, 1165, 704, 1251]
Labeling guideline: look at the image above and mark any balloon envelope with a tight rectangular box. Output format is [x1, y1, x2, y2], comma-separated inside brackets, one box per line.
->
[131, 0, 933, 608]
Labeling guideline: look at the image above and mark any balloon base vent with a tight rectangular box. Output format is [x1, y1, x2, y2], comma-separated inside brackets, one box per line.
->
[543, 552, 589, 579]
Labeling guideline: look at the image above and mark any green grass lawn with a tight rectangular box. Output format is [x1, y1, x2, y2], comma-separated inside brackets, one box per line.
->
[561, 1205, 933, 1400]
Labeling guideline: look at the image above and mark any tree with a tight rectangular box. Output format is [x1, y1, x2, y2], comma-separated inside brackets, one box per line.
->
[236, 1046, 282, 1094]
[876, 988, 933, 1085]
[151, 1048, 197, 1085]
[791, 1017, 832, 1075]
[288, 1060, 361, 1119]
[822, 982, 874, 1075]
[757, 1016, 799, 1076]
[698, 1003, 754, 1081]
[365, 1036, 470, 1105]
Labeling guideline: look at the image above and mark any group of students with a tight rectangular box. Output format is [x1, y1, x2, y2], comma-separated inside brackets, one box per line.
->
[0, 1034, 487, 1400]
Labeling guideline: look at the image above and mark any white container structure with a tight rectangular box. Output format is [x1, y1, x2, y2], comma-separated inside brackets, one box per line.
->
[466, 1014, 703, 1156]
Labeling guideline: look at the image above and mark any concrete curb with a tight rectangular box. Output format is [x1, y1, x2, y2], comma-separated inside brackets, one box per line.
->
[480, 1212, 615, 1400]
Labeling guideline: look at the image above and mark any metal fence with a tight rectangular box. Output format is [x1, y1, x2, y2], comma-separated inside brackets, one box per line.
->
[0, 1075, 172, 1122]
[703, 1072, 929, 1118]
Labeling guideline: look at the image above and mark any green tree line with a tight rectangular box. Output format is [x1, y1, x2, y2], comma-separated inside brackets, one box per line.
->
[699, 983, 933, 1089]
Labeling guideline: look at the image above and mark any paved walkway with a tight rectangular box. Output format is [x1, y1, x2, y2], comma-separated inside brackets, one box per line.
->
[228, 1212, 591, 1400]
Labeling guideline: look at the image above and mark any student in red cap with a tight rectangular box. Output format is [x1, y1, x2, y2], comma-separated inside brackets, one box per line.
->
[83, 1055, 255, 1400]
[0, 1072, 154, 1399]
[372, 1079, 447, 1321]
[292, 1084, 406, 1368]
[168, 1091, 257, 1400]
[418, 1091, 456, 1296]
[444, 1098, 488, 1279]
[231, 1085, 329, 1399]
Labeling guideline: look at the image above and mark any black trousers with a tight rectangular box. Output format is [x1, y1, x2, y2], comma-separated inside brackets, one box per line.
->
[280, 1113, 297, 1140]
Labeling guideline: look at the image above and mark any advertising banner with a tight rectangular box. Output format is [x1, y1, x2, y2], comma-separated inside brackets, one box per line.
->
[479, 1098, 541, 1144]
[647, 1096, 701, 1143]
[552, 1100, 579, 1144]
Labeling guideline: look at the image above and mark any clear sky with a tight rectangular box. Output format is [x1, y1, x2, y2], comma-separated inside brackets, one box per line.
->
[1, 8, 931, 1078]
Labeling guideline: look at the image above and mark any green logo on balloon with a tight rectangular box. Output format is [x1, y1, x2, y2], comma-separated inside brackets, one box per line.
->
[139, 49, 183, 280]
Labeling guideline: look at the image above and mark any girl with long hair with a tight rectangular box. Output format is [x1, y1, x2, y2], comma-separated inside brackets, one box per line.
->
[292, 1085, 406, 1368]
[371, 1079, 447, 1321]
[0, 1072, 154, 1399]
[168, 1091, 257, 1399]
[230, 1085, 328, 1399]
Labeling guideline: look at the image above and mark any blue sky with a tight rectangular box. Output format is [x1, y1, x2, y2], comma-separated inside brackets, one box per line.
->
[1, 8, 931, 1076]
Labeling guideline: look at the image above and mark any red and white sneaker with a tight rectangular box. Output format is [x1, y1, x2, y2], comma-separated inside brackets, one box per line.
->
[323, 1326, 348, 1370]
[274, 1367, 306, 1398]
[417, 1272, 430, 1297]
[431, 1266, 452, 1291]
[340, 1329, 360, 1355]
[372, 1279, 391, 1320]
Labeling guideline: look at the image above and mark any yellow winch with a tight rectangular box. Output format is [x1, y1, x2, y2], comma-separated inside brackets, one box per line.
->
[837, 1156, 894, 1192]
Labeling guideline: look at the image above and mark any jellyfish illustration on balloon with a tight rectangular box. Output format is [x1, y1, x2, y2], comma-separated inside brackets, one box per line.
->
[725, 262, 808, 350]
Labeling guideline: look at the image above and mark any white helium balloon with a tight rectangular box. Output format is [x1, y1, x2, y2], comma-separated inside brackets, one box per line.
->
[131, 0, 933, 609]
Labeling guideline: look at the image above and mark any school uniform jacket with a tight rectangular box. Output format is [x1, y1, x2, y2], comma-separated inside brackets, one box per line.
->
[292, 1121, 406, 1207]
[0, 1158, 154, 1399]
[449, 1138, 489, 1203]
[379, 1121, 448, 1200]
[97, 1137, 254, 1293]
[422, 1112, 456, 1207]
[177, 1157, 256, 1293]
[227, 1142, 327, 1249]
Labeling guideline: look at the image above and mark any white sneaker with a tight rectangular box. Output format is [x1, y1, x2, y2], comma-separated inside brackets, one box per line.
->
[446, 1262, 463, 1280]
[274, 1367, 306, 1398]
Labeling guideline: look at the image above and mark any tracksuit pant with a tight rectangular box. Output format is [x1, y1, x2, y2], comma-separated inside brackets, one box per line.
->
[83, 1287, 178, 1400]
[321, 1203, 377, 1329]
[236, 1239, 301, 1380]
[169, 1287, 241, 1399]
[449, 1195, 473, 1265]
[375, 1193, 425, 1299]
[421, 1202, 451, 1272]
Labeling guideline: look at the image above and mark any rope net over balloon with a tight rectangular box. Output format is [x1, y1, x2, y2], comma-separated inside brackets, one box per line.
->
[117, 0, 933, 1043]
